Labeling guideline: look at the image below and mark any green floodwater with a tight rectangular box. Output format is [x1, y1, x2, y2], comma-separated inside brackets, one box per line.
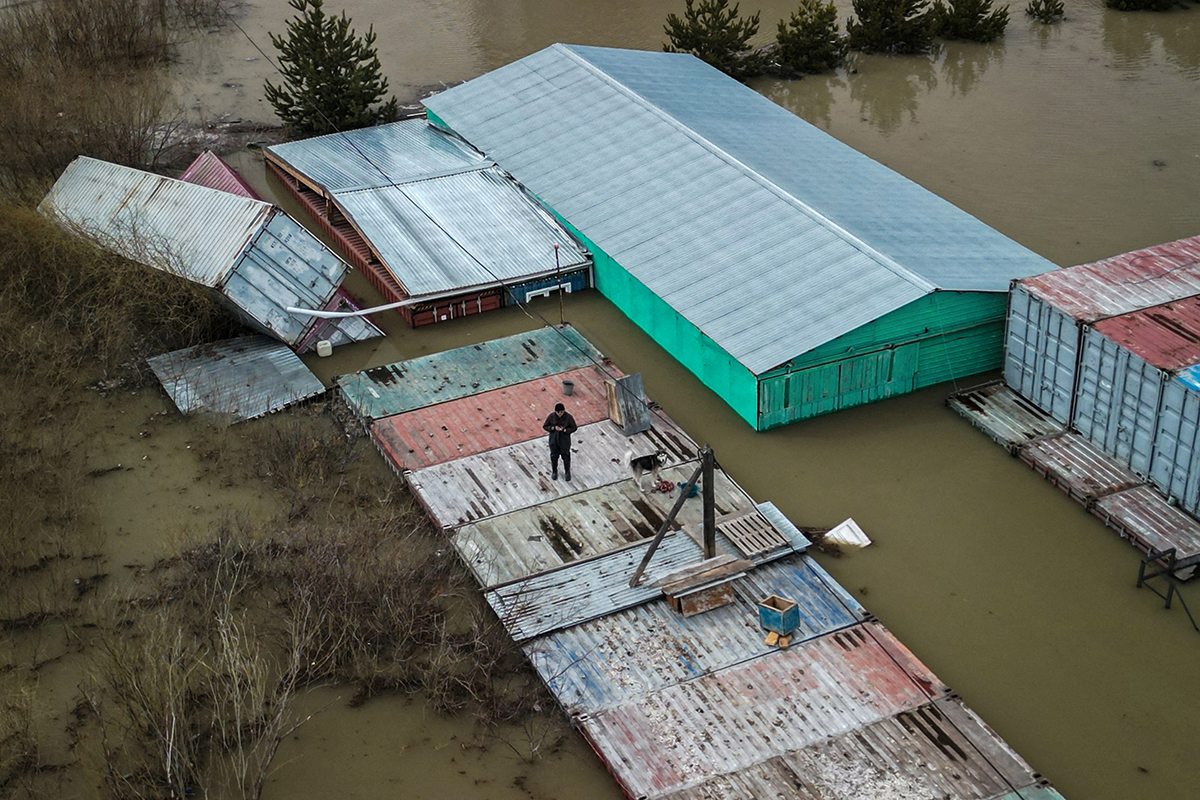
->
[202, 2, 1200, 798]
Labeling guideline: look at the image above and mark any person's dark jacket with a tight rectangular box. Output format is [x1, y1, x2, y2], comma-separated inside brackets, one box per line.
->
[542, 411, 578, 453]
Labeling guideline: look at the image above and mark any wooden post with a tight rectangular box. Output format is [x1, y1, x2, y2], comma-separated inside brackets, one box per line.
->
[702, 445, 715, 559]
[629, 457, 705, 587]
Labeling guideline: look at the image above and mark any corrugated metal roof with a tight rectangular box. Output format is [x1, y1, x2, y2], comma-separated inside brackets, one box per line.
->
[579, 621, 947, 799]
[179, 151, 261, 199]
[1018, 432, 1144, 499]
[1091, 296, 1200, 372]
[371, 365, 618, 472]
[265, 118, 487, 193]
[146, 335, 325, 422]
[948, 381, 1065, 452]
[1020, 235, 1200, 322]
[486, 531, 701, 642]
[406, 418, 699, 528]
[482, 506, 810, 642]
[333, 166, 589, 297]
[451, 462, 759, 588]
[425, 44, 1054, 374]
[661, 697, 1054, 800]
[223, 210, 350, 346]
[526, 554, 866, 716]
[40, 156, 269, 287]
[39, 158, 356, 347]
[1093, 486, 1200, 566]
[337, 325, 604, 419]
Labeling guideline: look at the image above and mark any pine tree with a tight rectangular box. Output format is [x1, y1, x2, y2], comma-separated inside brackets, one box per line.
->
[265, 0, 399, 136]
[664, 0, 766, 80]
[932, 0, 1010, 42]
[846, 0, 936, 54]
[776, 0, 847, 75]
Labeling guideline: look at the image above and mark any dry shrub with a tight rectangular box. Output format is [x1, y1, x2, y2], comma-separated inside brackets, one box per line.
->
[0, 0, 235, 197]
[0, 205, 234, 387]
[0, 678, 41, 792]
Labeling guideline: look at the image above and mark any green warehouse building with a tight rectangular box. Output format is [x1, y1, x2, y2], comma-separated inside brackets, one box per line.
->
[425, 44, 1054, 430]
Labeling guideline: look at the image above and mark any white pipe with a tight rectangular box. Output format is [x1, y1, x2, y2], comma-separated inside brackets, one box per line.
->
[286, 298, 418, 319]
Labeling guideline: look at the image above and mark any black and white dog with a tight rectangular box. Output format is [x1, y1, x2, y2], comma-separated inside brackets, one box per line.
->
[625, 449, 667, 494]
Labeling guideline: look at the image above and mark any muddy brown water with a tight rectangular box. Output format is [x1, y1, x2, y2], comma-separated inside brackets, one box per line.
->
[194, 3, 1200, 799]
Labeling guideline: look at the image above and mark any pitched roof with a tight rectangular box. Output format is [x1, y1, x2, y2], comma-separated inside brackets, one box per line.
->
[426, 44, 1054, 373]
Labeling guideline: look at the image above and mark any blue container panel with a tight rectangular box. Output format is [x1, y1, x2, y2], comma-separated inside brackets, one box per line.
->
[505, 269, 589, 306]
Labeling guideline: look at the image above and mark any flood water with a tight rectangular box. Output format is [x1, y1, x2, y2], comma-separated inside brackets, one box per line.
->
[199, 3, 1200, 799]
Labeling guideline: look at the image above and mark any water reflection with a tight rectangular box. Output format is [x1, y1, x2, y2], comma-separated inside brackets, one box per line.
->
[1103, 7, 1200, 77]
[939, 41, 1001, 97]
[753, 73, 845, 129]
[847, 52, 938, 134]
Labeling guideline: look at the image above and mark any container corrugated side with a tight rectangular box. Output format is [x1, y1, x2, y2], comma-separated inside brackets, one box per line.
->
[1148, 374, 1200, 516]
[1004, 283, 1079, 423]
[1072, 327, 1162, 476]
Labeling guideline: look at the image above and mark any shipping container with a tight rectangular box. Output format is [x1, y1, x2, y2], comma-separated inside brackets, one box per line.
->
[39, 157, 376, 350]
[506, 268, 590, 305]
[1004, 283, 1080, 423]
[1072, 327, 1162, 476]
[1004, 235, 1200, 422]
[1148, 371, 1200, 514]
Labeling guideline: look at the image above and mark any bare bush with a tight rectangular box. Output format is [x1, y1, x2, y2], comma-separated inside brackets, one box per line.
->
[0, 678, 41, 792]
[0, 0, 236, 197]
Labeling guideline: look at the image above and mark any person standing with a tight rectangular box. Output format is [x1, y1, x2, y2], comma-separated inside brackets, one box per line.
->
[543, 402, 577, 481]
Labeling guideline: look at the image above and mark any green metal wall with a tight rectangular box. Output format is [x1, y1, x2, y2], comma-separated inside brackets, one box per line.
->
[559, 220, 761, 428]
[427, 109, 1007, 432]
[755, 292, 1008, 428]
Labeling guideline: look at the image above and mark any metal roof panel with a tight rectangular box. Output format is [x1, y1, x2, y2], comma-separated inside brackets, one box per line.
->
[337, 326, 604, 420]
[1020, 235, 1200, 322]
[39, 156, 269, 287]
[147, 335, 325, 422]
[265, 118, 487, 193]
[178, 151, 261, 199]
[426, 45, 1054, 372]
[1091, 295, 1200, 372]
[579, 621, 947, 799]
[526, 554, 866, 716]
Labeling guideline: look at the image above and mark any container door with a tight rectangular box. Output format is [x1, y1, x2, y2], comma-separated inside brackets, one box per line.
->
[1149, 377, 1200, 513]
[1073, 328, 1161, 473]
[1004, 287, 1077, 424]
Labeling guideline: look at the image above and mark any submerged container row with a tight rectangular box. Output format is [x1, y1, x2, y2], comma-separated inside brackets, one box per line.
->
[338, 325, 1065, 800]
[989, 235, 1200, 565]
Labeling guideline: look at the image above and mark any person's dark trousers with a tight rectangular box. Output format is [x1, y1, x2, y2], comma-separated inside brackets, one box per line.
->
[550, 445, 571, 481]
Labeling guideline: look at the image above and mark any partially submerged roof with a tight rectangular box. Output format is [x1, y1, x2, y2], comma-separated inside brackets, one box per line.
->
[265, 120, 589, 299]
[1091, 295, 1200, 372]
[578, 620, 947, 799]
[179, 151, 261, 199]
[333, 167, 588, 297]
[338, 325, 603, 420]
[1019, 234, 1200, 322]
[41, 156, 272, 286]
[147, 335, 325, 422]
[266, 119, 487, 194]
[39, 157, 357, 348]
[370, 364, 617, 471]
[527, 554, 864, 716]
[660, 697, 1059, 800]
[425, 44, 1054, 374]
